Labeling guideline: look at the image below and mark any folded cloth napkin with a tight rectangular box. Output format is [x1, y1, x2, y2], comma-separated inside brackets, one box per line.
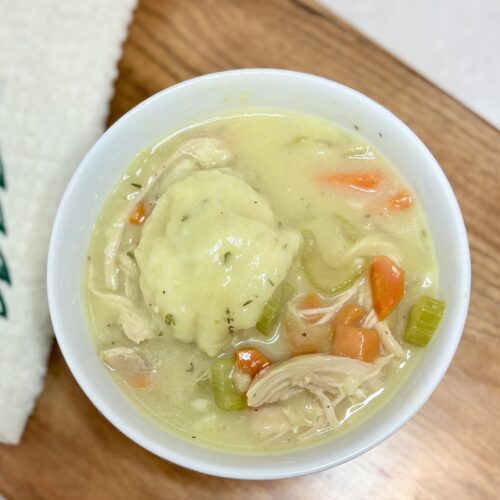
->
[0, 0, 137, 444]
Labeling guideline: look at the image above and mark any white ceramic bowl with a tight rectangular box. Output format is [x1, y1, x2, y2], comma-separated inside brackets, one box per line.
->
[47, 69, 470, 479]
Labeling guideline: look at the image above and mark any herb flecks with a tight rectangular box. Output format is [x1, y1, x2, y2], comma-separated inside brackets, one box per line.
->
[165, 313, 176, 326]
[268, 278, 275, 287]
[131, 182, 143, 189]
[126, 251, 135, 259]
[223, 251, 232, 265]
[225, 307, 235, 335]
[181, 215, 189, 222]
[302, 332, 307, 337]
[186, 362, 194, 372]
[242, 300, 253, 307]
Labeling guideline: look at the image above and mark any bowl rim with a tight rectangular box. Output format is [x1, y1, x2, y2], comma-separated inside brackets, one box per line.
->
[47, 68, 471, 479]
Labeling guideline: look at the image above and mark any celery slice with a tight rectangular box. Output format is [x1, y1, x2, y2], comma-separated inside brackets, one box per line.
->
[301, 230, 366, 295]
[404, 296, 446, 347]
[256, 282, 295, 336]
[210, 358, 247, 411]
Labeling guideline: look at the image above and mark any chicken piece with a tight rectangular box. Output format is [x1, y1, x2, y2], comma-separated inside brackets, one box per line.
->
[233, 368, 252, 393]
[249, 406, 292, 439]
[246, 354, 388, 426]
[100, 346, 154, 389]
[100, 346, 147, 373]
[178, 137, 232, 168]
[117, 307, 154, 344]
[89, 271, 154, 344]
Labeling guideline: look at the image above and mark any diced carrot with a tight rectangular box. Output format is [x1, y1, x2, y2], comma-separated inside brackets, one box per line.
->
[234, 348, 271, 378]
[284, 315, 331, 355]
[331, 325, 379, 362]
[317, 171, 383, 192]
[331, 303, 367, 328]
[126, 372, 152, 389]
[297, 293, 322, 323]
[129, 201, 148, 225]
[384, 191, 413, 211]
[370, 256, 405, 320]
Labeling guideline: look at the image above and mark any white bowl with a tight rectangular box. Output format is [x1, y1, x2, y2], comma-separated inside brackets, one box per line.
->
[47, 69, 470, 479]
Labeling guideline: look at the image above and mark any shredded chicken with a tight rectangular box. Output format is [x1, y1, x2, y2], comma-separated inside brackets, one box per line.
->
[247, 354, 390, 427]
[374, 321, 406, 358]
[249, 406, 293, 439]
[89, 268, 154, 343]
[116, 307, 154, 344]
[233, 368, 252, 393]
[100, 346, 147, 373]
[292, 284, 359, 326]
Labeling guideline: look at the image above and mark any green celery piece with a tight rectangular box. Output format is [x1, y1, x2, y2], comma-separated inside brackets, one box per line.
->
[210, 358, 247, 411]
[256, 282, 295, 336]
[301, 230, 366, 295]
[404, 296, 446, 347]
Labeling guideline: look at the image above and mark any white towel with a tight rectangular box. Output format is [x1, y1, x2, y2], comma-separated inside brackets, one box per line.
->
[0, 0, 137, 444]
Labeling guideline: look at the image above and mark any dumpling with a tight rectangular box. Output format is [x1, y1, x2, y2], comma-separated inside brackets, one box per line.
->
[135, 169, 301, 356]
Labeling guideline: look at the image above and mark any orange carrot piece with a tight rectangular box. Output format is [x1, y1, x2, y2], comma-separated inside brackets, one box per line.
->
[129, 201, 147, 225]
[331, 303, 367, 328]
[370, 256, 405, 320]
[284, 316, 331, 355]
[126, 372, 152, 389]
[331, 325, 379, 362]
[317, 171, 383, 192]
[297, 293, 322, 323]
[234, 348, 271, 378]
[385, 191, 413, 211]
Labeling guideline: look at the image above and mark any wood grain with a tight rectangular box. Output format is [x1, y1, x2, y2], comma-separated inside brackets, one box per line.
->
[1, 0, 499, 498]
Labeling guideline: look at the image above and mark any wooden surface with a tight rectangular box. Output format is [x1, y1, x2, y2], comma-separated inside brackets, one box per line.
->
[1, 0, 499, 498]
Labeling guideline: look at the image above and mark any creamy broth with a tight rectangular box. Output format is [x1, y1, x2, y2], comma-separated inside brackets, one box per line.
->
[85, 111, 440, 452]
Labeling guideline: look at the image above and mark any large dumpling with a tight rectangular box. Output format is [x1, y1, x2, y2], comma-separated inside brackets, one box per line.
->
[135, 169, 302, 356]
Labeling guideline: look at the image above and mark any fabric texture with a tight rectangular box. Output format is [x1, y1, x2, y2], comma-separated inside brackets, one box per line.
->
[0, 0, 137, 444]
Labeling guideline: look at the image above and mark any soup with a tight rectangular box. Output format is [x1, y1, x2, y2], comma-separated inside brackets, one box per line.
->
[85, 111, 445, 452]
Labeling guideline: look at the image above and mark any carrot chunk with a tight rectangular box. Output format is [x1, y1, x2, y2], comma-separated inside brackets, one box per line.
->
[331, 303, 367, 328]
[317, 171, 383, 192]
[331, 325, 379, 362]
[385, 191, 413, 211]
[234, 348, 271, 378]
[370, 256, 405, 320]
[284, 316, 331, 355]
[129, 201, 148, 225]
[297, 293, 322, 323]
[126, 372, 152, 389]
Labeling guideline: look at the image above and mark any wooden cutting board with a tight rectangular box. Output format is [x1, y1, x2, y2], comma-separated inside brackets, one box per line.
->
[1, 0, 499, 498]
